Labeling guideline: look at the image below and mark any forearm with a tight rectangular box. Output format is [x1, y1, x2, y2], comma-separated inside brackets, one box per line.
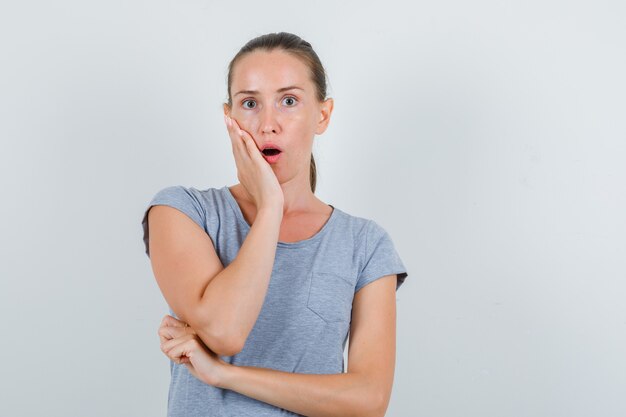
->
[216, 364, 382, 417]
[196, 206, 283, 344]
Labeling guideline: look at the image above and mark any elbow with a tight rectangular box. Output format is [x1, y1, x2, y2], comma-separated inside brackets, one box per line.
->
[360, 387, 389, 417]
[211, 332, 244, 357]
[348, 397, 386, 417]
[360, 398, 386, 417]
[186, 306, 244, 357]
[198, 323, 244, 357]
[342, 382, 387, 417]
[209, 342, 242, 357]
[370, 403, 387, 417]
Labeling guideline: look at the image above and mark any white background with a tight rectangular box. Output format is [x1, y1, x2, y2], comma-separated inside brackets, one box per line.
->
[1, 1, 625, 416]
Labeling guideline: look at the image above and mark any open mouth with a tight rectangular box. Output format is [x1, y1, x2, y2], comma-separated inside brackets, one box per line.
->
[262, 148, 282, 156]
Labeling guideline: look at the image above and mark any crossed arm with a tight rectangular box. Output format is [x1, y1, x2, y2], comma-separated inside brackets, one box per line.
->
[149, 204, 399, 416]
[218, 274, 397, 417]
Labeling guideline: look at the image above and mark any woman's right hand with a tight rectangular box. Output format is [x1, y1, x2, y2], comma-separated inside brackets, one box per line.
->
[224, 114, 284, 211]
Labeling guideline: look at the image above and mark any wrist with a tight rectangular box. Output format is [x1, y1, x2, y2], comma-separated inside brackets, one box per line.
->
[256, 205, 283, 221]
[215, 360, 237, 389]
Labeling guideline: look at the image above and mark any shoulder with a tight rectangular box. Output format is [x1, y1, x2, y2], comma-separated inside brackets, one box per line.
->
[146, 184, 228, 215]
[145, 185, 205, 223]
[330, 208, 374, 242]
[150, 184, 215, 204]
[334, 209, 392, 252]
[341, 211, 407, 293]
[141, 184, 224, 256]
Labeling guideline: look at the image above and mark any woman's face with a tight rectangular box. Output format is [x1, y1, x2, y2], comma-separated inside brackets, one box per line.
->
[224, 49, 333, 182]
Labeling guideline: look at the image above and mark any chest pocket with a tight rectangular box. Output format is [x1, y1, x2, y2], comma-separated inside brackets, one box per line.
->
[306, 271, 355, 323]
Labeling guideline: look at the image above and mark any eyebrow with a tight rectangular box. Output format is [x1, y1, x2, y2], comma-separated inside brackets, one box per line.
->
[234, 85, 304, 97]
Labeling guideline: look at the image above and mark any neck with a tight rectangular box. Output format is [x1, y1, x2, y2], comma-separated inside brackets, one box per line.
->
[235, 170, 320, 216]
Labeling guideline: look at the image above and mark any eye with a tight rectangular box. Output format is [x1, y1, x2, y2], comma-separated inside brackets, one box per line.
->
[242, 99, 256, 109]
[241, 96, 298, 110]
[282, 96, 298, 106]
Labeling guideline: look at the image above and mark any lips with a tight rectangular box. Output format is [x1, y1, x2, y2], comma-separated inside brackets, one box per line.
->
[260, 143, 282, 164]
[261, 143, 283, 156]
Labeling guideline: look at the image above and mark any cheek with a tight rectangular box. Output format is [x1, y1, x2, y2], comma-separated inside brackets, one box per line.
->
[237, 112, 259, 131]
[282, 105, 315, 128]
[282, 113, 308, 130]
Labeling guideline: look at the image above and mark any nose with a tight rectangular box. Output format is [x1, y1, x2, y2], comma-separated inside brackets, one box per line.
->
[259, 104, 279, 135]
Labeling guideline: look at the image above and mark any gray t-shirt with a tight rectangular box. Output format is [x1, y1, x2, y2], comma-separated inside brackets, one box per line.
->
[141, 185, 408, 416]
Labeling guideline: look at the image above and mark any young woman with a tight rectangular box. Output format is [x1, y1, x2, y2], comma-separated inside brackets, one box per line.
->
[141, 32, 408, 417]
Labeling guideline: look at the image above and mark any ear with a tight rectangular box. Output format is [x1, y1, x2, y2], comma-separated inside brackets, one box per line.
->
[223, 103, 231, 117]
[315, 98, 334, 135]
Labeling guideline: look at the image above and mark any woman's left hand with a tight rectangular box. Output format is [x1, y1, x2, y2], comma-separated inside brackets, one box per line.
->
[158, 315, 229, 388]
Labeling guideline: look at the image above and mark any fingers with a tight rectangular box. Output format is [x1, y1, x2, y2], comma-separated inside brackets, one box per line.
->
[161, 334, 197, 364]
[160, 332, 194, 352]
[161, 314, 188, 329]
[241, 131, 264, 162]
[158, 323, 193, 345]
[228, 116, 264, 163]
[159, 315, 191, 343]
[225, 115, 250, 164]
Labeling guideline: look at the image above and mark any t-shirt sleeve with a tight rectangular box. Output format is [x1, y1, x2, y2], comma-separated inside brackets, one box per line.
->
[141, 185, 207, 258]
[355, 220, 409, 293]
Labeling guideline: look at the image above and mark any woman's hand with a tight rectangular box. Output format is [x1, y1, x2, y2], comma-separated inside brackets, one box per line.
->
[158, 315, 229, 388]
[224, 114, 284, 211]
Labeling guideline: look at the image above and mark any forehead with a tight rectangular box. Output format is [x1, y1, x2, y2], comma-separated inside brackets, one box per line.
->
[232, 50, 312, 93]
